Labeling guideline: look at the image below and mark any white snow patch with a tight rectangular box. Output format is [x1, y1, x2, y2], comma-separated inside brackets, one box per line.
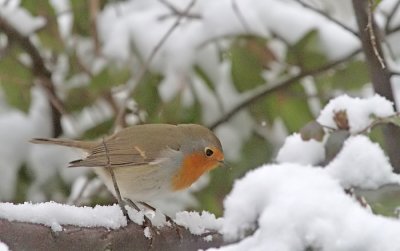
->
[326, 135, 400, 189]
[49, 0, 72, 39]
[203, 234, 213, 242]
[175, 211, 223, 235]
[0, 0, 46, 35]
[211, 164, 400, 251]
[0, 86, 52, 201]
[276, 133, 325, 165]
[143, 226, 152, 239]
[0, 242, 9, 251]
[0, 202, 127, 231]
[317, 94, 395, 134]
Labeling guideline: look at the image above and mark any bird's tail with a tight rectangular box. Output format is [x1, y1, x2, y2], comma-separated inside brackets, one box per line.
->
[30, 138, 96, 152]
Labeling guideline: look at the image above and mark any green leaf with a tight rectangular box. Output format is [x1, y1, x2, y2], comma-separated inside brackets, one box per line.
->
[194, 65, 215, 91]
[70, 0, 91, 36]
[230, 37, 267, 92]
[157, 94, 202, 124]
[88, 67, 130, 94]
[330, 60, 369, 90]
[82, 118, 114, 140]
[0, 58, 31, 112]
[287, 30, 328, 70]
[324, 130, 350, 164]
[133, 73, 163, 120]
[388, 116, 400, 128]
[252, 84, 314, 133]
[356, 184, 400, 217]
[64, 87, 96, 112]
[315, 60, 369, 99]
[300, 120, 325, 141]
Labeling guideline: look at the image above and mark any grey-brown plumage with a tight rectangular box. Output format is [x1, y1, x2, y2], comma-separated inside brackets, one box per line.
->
[31, 124, 222, 169]
[31, 123, 224, 201]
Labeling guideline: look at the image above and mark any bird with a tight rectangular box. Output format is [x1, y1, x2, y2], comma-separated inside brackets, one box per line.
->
[31, 123, 224, 215]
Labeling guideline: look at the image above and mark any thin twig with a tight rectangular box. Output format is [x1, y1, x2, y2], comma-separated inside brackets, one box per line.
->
[294, 0, 360, 37]
[209, 49, 361, 130]
[102, 137, 128, 217]
[390, 70, 400, 76]
[231, 0, 251, 33]
[385, 0, 400, 33]
[89, 0, 101, 56]
[367, 0, 386, 69]
[68, 177, 90, 205]
[387, 24, 400, 34]
[158, 0, 201, 21]
[294, 0, 359, 38]
[114, 0, 197, 129]
[357, 112, 400, 134]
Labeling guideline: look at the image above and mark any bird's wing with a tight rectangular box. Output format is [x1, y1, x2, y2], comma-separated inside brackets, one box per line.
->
[69, 126, 182, 168]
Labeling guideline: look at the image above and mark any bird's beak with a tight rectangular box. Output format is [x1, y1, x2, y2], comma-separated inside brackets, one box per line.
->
[218, 160, 232, 169]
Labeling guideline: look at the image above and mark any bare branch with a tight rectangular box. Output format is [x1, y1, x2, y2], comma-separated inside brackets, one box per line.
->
[0, 218, 223, 251]
[357, 112, 400, 134]
[231, 0, 251, 33]
[352, 0, 400, 173]
[158, 0, 201, 21]
[114, 0, 197, 129]
[209, 49, 361, 130]
[89, 0, 101, 56]
[367, 0, 385, 69]
[293, 0, 359, 38]
[387, 23, 400, 34]
[390, 70, 400, 76]
[0, 15, 64, 137]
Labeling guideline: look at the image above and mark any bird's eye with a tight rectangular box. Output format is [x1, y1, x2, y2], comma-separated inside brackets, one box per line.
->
[205, 147, 214, 157]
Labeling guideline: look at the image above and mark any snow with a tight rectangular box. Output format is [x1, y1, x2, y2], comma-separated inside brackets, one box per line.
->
[98, 0, 359, 62]
[93, 0, 364, 163]
[317, 94, 395, 134]
[2, 1, 400, 249]
[203, 234, 213, 242]
[211, 164, 400, 251]
[210, 94, 400, 250]
[0, 87, 52, 201]
[143, 227, 152, 239]
[174, 211, 223, 235]
[0, 202, 127, 231]
[0, 201, 223, 236]
[326, 135, 400, 189]
[276, 133, 325, 165]
[0, 242, 9, 251]
[27, 144, 87, 202]
[49, 0, 73, 40]
[127, 208, 145, 226]
[0, 0, 46, 35]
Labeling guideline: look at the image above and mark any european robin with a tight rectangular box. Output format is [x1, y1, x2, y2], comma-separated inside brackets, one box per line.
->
[31, 124, 224, 204]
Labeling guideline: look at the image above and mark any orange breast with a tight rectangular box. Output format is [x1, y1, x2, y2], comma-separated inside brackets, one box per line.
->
[172, 152, 219, 190]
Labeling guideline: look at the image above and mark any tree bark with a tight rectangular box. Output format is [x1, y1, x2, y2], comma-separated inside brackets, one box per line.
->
[352, 0, 400, 173]
[0, 218, 223, 251]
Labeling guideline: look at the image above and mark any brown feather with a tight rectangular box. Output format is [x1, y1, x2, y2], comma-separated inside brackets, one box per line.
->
[30, 124, 222, 171]
[74, 124, 184, 168]
[30, 138, 97, 152]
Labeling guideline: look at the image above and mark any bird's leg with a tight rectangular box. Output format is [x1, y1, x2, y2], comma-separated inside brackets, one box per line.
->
[125, 198, 157, 247]
[125, 199, 154, 228]
[102, 138, 128, 218]
[139, 201, 183, 240]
